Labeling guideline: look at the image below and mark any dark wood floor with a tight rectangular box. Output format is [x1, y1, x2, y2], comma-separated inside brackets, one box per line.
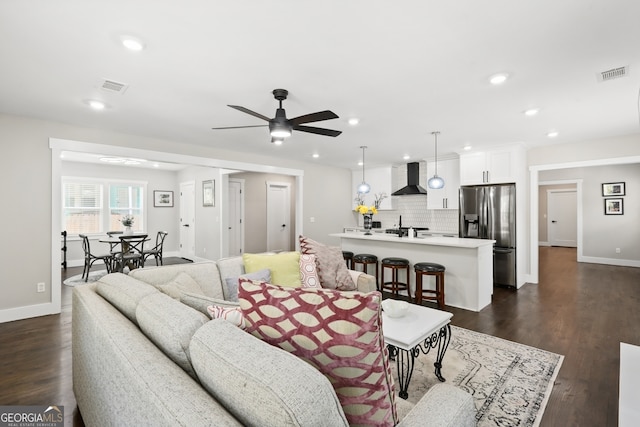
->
[1, 248, 638, 426]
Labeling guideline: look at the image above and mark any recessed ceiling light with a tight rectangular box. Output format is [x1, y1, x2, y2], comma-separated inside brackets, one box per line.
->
[312, 153, 319, 158]
[524, 108, 540, 116]
[121, 36, 145, 51]
[463, 145, 472, 151]
[348, 118, 360, 126]
[489, 73, 509, 85]
[87, 100, 106, 110]
[153, 163, 160, 168]
[547, 131, 559, 138]
[357, 161, 363, 166]
[403, 155, 410, 160]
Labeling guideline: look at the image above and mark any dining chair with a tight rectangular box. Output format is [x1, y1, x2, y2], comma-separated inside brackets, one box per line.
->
[79, 234, 113, 282]
[105, 231, 124, 253]
[113, 234, 148, 272]
[142, 231, 168, 266]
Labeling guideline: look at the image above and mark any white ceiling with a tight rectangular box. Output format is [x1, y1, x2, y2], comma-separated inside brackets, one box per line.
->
[1, 0, 639, 170]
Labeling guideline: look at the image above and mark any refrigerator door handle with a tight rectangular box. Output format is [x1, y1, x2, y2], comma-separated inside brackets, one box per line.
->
[494, 248, 513, 254]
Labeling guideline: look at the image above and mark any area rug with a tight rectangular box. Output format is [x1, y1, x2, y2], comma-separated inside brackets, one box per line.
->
[393, 325, 563, 427]
[63, 270, 110, 286]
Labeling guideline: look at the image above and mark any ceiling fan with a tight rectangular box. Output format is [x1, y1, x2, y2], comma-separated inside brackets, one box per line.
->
[212, 89, 342, 144]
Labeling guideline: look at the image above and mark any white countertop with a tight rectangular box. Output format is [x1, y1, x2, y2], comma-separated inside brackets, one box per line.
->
[331, 232, 495, 249]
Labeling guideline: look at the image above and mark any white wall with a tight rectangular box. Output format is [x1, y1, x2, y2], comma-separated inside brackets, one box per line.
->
[0, 112, 354, 323]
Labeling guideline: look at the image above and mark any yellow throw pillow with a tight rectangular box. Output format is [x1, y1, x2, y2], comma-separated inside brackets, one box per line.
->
[242, 252, 302, 288]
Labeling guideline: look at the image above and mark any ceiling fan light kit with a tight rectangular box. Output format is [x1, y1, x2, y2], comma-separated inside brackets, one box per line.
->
[212, 89, 342, 143]
[427, 131, 445, 190]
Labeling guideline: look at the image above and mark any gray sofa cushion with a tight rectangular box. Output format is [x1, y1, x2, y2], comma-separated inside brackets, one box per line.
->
[136, 292, 209, 378]
[129, 261, 225, 299]
[398, 383, 477, 427]
[190, 320, 349, 427]
[180, 292, 240, 316]
[95, 273, 159, 324]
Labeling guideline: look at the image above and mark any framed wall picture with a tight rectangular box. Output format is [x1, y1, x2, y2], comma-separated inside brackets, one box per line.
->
[602, 182, 625, 197]
[203, 180, 215, 206]
[153, 190, 174, 207]
[604, 198, 623, 215]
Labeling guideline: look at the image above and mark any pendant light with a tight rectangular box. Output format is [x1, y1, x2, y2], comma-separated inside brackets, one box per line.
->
[427, 131, 445, 189]
[357, 145, 371, 194]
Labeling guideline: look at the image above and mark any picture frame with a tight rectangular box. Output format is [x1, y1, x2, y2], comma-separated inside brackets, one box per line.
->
[153, 190, 174, 207]
[203, 180, 215, 207]
[604, 198, 623, 215]
[602, 182, 625, 197]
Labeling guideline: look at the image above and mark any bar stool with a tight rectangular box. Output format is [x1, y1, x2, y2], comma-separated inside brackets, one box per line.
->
[342, 251, 354, 269]
[352, 254, 379, 287]
[414, 262, 445, 308]
[381, 257, 411, 298]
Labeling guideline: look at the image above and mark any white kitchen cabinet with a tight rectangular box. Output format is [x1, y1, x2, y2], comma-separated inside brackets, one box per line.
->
[352, 166, 394, 210]
[426, 157, 460, 209]
[458, 145, 525, 185]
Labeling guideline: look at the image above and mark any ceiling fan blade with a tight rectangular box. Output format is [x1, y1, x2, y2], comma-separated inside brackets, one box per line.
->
[293, 125, 342, 137]
[228, 105, 271, 121]
[211, 125, 267, 130]
[289, 110, 339, 125]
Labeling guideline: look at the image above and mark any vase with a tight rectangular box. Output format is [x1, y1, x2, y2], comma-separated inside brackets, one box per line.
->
[124, 226, 133, 235]
[363, 214, 373, 235]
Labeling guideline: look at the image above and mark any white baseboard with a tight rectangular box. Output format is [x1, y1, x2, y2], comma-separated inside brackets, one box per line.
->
[0, 302, 60, 324]
[538, 241, 551, 247]
[578, 255, 640, 268]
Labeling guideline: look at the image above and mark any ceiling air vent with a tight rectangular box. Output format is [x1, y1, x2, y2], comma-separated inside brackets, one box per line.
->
[597, 66, 628, 82]
[100, 79, 128, 94]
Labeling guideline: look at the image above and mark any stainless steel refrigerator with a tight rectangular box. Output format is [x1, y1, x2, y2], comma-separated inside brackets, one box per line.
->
[459, 184, 516, 287]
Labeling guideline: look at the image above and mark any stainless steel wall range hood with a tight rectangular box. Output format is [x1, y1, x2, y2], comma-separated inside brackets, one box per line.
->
[391, 162, 428, 195]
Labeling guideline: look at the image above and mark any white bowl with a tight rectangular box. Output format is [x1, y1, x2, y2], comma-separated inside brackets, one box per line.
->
[382, 299, 409, 318]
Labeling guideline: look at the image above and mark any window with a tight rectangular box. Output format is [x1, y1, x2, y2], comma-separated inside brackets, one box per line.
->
[109, 184, 144, 232]
[62, 181, 103, 234]
[62, 178, 146, 235]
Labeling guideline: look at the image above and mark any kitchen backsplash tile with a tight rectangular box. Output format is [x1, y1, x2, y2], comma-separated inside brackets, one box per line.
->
[355, 195, 459, 233]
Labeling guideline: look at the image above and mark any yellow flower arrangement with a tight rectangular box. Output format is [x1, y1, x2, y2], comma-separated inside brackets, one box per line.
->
[355, 205, 378, 215]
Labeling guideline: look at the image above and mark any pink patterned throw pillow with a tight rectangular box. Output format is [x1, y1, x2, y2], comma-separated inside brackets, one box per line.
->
[206, 305, 245, 329]
[299, 254, 321, 288]
[299, 235, 356, 291]
[238, 278, 398, 426]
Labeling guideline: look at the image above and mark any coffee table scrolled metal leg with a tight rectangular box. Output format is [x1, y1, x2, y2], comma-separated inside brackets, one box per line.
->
[433, 324, 452, 382]
[388, 345, 414, 400]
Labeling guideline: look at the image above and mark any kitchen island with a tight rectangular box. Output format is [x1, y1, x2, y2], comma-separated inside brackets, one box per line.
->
[331, 232, 495, 312]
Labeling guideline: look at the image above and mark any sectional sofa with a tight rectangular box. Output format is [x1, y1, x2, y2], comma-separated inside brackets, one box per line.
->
[72, 255, 476, 426]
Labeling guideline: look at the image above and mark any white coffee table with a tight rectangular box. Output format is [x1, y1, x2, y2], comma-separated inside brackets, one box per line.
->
[382, 303, 453, 399]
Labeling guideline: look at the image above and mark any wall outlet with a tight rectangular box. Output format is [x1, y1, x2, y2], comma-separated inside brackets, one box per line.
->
[37, 282, 46, 293]
[616, 248, 621, 254]
[310, 217, 315, 223]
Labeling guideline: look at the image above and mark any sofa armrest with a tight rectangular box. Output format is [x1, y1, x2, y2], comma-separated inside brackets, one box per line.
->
[397, 383, 476, 427]
[348, 270, 377, 293]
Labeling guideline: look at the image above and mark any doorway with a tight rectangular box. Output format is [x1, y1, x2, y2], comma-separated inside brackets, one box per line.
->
[179, 181, 196, 260]
[547, 190, 577, 247]
[228, 179, 244, 256]
[266, 181, 291, 252]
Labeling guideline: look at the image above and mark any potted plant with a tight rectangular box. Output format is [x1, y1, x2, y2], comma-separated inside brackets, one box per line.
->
[121, 215, 135, 234]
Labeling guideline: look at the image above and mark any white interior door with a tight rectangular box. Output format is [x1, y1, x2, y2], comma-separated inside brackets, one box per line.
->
[266, 181, 291, 252]
[228, 179, 244, 256]
[179, 181, 196, 259]
[548, 190, 577, 247]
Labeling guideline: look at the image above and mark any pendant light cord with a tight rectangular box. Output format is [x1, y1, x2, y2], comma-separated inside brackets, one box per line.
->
[361, 145, 367, 182]
[431, 132, 440, 175]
